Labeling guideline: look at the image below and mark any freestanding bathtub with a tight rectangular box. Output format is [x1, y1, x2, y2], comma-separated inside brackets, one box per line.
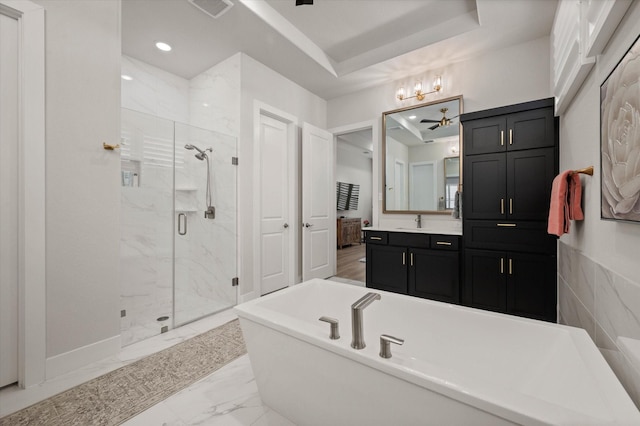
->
[235, 279, 640, 425]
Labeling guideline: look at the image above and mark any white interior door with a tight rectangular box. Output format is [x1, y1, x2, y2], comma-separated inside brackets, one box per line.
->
[302, 123, 335, 280]
[410, 161, 436, 210]
[0, 10, 20, 387]
[258, 114, 291, 295]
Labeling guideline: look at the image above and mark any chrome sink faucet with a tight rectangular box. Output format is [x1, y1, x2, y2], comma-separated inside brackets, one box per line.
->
[416, 214, 422, 228]
[351, 292, 381, 349]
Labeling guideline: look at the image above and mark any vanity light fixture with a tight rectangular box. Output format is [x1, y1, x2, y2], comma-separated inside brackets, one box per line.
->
[155, 41, 172, 52]
[397, 76, 442, 101]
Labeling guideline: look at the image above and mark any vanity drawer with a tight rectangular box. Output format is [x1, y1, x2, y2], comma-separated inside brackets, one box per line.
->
[464, 220, 556, 253]
[430, 235, 460, 250]
[365, 231, 388, 245]
[388, 232, 430, 248]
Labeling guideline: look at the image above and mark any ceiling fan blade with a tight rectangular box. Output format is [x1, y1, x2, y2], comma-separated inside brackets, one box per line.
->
[428, 124, 439, 130]
[420, 119, 440, 123]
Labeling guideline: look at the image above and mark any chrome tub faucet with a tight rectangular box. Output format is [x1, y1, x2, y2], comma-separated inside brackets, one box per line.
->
[351, 292, 381, 349]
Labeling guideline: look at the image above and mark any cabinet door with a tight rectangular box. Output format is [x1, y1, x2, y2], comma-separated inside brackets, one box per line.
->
[463, 153, 506, 219]
[464, 249, 506, 313]
[506, 107, 555, 151]
[366, 245, 407, 294]
[463, 116, 507, 155]
[506, 252, 557, 322]
[409, 248, 459, 303]
[507, 148, 556, 221]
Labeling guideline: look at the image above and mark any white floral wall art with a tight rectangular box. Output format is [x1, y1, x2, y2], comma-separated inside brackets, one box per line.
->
[601, 34, 640, 222]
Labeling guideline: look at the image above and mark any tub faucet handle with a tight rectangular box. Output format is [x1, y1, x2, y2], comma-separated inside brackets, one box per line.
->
[379, 334, 404, 359]
[319, 316, 340, 340]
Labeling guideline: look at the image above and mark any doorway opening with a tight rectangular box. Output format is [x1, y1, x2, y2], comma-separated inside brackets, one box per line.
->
[333, 127, 373, 285]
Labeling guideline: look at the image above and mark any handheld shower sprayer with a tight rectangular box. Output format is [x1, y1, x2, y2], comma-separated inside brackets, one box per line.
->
[184, 144, 211, 160]
[184, 144, 215, 219]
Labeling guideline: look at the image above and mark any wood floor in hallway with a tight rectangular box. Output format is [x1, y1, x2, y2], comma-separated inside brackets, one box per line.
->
[336, 243, 365, 282]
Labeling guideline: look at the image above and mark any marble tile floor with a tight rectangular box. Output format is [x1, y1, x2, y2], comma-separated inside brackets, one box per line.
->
[0, 309, 294, 425]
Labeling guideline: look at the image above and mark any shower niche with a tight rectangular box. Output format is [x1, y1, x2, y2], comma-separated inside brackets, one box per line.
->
[120, 108, 237, 346]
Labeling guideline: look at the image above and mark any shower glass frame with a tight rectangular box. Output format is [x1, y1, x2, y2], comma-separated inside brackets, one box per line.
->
[120, 108, 237, 346]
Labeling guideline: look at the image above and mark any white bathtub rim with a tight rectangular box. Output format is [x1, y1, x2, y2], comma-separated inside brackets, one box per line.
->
[235, 280, 639, 425]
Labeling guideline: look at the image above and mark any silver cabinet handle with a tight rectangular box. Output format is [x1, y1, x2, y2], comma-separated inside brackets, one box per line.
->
[178, 213, 187, 236]
[436, 241, 452, 246]
[318, 316, 340, 340]
[380, 334, 404, 359]
[283, 223, 289, 229]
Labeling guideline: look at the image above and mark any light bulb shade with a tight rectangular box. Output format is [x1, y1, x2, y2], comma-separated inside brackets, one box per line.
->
[414, 81, 423, 94]
[396, 87, 405, 100]
[433, 76, 442, 91]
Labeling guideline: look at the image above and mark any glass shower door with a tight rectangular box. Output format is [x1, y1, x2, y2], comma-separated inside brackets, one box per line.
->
[173, 122, 237, 326]
[120, 109, 175, 346]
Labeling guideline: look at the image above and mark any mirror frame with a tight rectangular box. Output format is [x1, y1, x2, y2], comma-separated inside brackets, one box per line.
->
[382, 95, 463, 214]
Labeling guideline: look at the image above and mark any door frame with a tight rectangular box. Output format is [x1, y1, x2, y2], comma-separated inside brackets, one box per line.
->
[252, 101, 297, 296]
[328, 120, 378, 276]
[1, 0, 46, 388]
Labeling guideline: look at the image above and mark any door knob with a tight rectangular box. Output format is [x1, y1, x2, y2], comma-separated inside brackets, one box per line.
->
[283, 223, 289, 229]
[304, 223, 313, 228]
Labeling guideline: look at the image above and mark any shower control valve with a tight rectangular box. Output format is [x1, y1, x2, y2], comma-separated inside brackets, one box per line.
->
[205, 206, 215, 219]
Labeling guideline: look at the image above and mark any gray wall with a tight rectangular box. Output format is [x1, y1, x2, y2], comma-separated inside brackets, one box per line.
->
[556, 1, 640, 407]
[34, 0, 122, 369]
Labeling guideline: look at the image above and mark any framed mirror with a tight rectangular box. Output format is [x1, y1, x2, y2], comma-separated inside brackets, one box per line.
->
[382, 95, 463, 214]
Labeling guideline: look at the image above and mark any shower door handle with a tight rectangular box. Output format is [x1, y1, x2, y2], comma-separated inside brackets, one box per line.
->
[178, 213, 187, 236]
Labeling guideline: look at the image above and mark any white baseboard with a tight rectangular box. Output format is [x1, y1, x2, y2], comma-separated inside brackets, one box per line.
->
[238, 291, 257, 304]
[45, 335, 121, 380]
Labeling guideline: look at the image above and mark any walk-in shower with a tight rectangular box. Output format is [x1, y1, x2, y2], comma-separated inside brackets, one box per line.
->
[120, 108, 237, 346]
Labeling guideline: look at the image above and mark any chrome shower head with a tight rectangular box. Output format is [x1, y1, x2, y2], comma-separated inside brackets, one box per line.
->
[184, 144, 205, 155]
[195, 152, 207, 161]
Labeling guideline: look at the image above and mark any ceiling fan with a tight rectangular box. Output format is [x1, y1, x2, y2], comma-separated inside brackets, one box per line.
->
[420, 108, 458, 130]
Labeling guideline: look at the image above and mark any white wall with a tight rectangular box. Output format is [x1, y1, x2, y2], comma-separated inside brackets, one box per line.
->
[238, 53, 327, 298]
[336, 142, 372, 224]
[556, 1, 640, 406]
[327, 36, 551, 230]
[34, 0, 122, 372]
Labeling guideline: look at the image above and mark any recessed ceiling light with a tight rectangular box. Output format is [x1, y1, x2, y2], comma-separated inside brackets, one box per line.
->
[155, 41, 172, 52]
[203, 103, 209, 107]
[121, 74, 133, 81]
[409, 115, 416, 120]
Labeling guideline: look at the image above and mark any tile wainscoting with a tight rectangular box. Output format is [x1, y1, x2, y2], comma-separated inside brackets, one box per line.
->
[558, 240, 640, 408]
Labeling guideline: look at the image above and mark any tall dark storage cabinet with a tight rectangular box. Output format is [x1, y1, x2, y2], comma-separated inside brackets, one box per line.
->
[461, 98, 558, 322]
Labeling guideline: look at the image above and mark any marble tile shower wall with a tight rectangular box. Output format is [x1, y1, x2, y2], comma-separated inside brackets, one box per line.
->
[558, 240, 640, 408]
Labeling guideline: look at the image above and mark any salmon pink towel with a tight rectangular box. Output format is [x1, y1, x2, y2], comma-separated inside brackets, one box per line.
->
[548, 171, 583, 236]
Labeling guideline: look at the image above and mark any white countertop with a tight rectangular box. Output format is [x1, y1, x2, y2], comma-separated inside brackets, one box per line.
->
[364, 226, 462, 236]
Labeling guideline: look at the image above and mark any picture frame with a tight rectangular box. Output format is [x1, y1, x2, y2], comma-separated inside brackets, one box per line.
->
[601, 34, 640, 222]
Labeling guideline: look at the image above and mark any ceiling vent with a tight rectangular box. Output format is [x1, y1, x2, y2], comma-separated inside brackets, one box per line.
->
[188, 0, 234, 19]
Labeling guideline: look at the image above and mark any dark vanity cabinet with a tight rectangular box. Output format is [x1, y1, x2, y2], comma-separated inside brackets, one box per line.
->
[464, 249, 556, 321]
[365, 231, 461, 304]
[461, 98, 558, 322]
